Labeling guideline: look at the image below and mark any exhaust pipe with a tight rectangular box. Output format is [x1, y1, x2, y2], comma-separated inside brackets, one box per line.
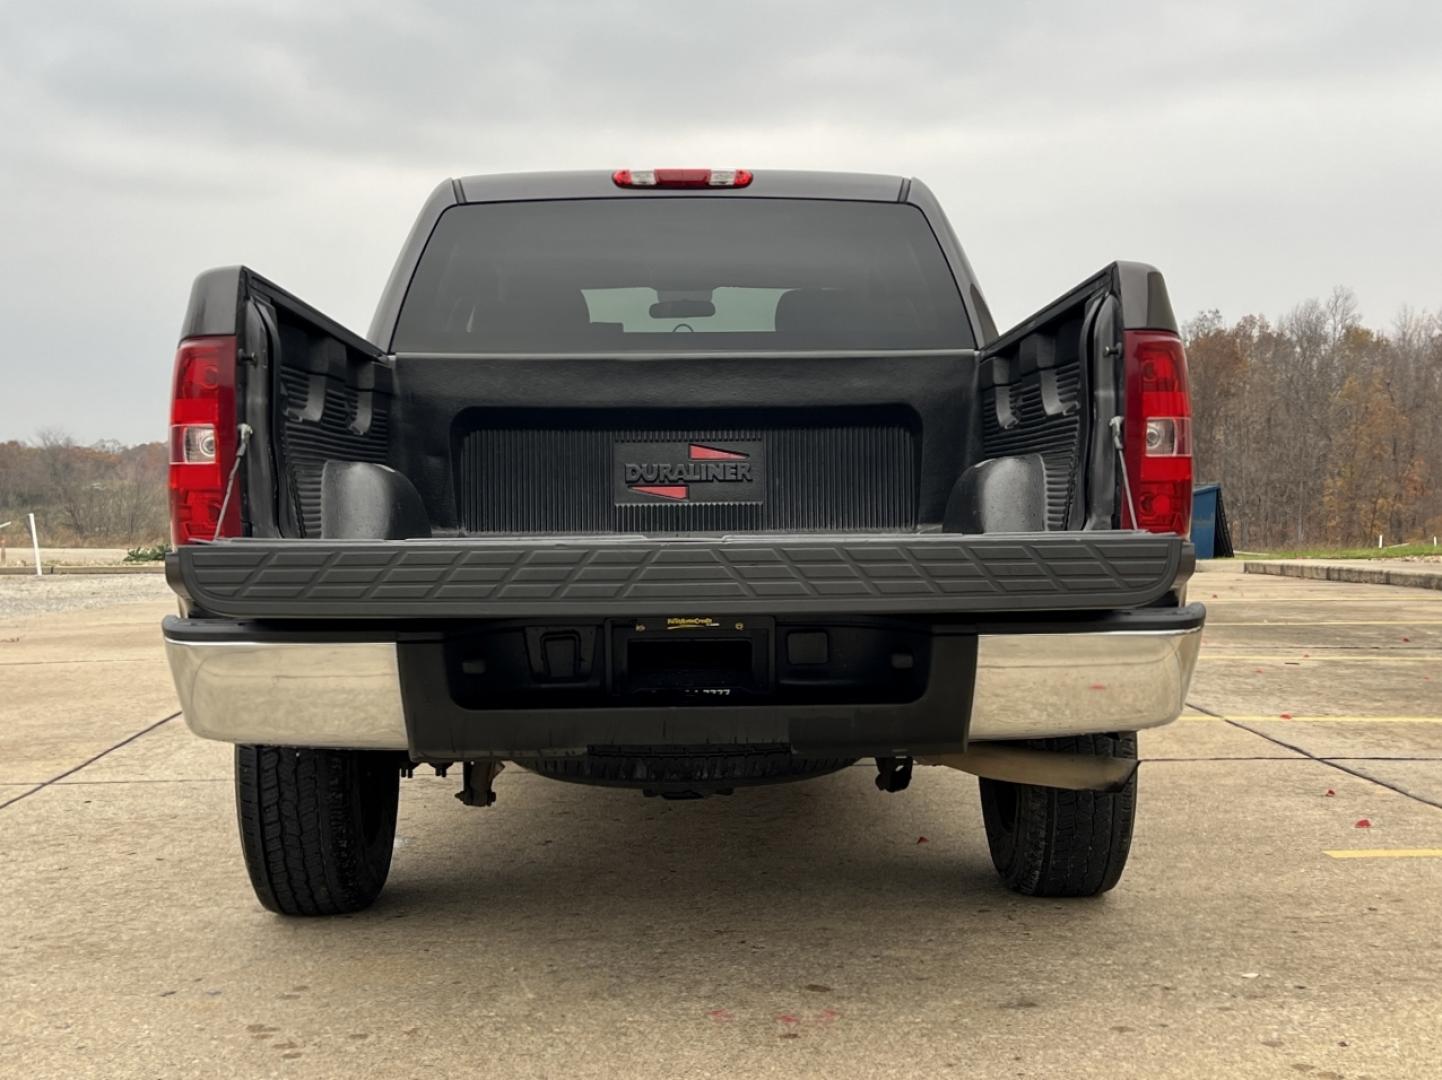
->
[920, 743, 1137, 792]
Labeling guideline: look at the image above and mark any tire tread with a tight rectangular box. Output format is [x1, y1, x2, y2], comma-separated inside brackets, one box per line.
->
[235, 745, 398, 916]
[979, 732, 1137, 898]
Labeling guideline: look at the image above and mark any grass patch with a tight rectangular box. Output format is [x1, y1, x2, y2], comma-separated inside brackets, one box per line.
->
[1247, 543, 1441, 560]
[124, 544, 169, 563]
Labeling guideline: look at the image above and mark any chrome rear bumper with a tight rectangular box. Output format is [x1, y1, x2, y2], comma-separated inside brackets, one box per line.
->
[164, 622, 1202, 750]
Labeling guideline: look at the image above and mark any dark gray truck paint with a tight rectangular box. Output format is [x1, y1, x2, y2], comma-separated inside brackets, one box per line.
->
[177, 194, 1181, 562]
[168, 172, 1197, 750]
[164, 170, 1205, 918]
[185, 172, 1179, 349]
[364, 171, 997, 353]
[170, 532, 1193, 620]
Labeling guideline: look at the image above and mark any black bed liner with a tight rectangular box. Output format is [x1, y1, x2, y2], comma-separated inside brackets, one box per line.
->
[170, 532, 1193, 619]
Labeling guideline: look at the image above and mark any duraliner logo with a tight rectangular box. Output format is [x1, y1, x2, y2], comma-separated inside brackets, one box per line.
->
[625, 444, 753, 501]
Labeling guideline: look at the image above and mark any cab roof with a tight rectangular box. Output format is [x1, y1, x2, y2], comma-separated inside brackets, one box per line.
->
[453, 169, 908, 204]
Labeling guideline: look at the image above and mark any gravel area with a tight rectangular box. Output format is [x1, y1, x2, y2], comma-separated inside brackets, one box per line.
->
[0, 574, 175, 620]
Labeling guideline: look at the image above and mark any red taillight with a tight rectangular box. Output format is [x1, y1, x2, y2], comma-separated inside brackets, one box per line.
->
[1121, 330, 1193, 536]
[612, 168, 753, 189]
[169, 335, 239, 545]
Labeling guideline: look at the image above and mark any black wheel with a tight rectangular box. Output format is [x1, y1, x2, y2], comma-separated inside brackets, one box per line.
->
[235, 745, 399, 916]
[978, 732, 1137, 898]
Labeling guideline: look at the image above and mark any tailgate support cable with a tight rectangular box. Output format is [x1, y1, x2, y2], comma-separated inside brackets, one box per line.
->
[213, 423, 253, 542]
[1109, 417, 1138, 529]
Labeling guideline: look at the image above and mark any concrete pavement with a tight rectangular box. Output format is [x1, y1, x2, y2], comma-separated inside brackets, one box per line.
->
[2, 566, 1441, 1079]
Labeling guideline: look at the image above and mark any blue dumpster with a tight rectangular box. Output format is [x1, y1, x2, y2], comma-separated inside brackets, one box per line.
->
[1191, 484, 1233, 558]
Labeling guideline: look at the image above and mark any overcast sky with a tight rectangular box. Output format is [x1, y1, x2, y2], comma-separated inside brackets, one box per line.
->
[2, 0, 1440, 444]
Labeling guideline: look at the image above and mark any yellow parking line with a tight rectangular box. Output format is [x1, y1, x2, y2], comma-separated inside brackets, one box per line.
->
[1204, 599, 1441, 605]
[1206, 620, 1442, 626]
[1198, 655, 1442, 662]
[1325, 849, 1442, 859]
[1225, 715, 1442, 724]
[1205, 596, 1441, 601]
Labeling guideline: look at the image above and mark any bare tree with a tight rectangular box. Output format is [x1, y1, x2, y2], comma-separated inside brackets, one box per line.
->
[36, 428, 97, 540]
[7, 432, 169, 546]
[1187, 293, 1442, 549]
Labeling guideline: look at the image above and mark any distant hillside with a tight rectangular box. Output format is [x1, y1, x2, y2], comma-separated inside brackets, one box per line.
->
[0, 435, 167, 547]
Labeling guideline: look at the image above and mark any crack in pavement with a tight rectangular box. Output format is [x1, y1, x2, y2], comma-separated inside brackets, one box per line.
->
[0, 658, 160, 666]
[51, 777, 229, 786]
[0, 712, 181, 812]
[1146, 755, 1442, 763]
[1187, 700, 1442, 813]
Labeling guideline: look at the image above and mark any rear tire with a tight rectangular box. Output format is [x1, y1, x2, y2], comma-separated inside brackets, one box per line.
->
[235, 745, 399, 916]
[978, 732, 1137, 897]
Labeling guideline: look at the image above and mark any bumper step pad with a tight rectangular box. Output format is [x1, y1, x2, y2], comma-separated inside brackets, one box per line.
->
[172, 532, 1192, 619]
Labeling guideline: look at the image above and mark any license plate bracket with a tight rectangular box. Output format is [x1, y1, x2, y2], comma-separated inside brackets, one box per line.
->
[612, 616, 773, 700]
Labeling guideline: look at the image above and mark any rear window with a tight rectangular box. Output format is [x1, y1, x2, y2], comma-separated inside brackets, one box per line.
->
[392, 198, 972, 353]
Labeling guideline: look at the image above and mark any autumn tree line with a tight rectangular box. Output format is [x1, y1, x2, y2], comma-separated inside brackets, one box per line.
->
[1186, 288, 1442, 550]
[0, 433, 167, 547]
[2, 289, 1439, 550]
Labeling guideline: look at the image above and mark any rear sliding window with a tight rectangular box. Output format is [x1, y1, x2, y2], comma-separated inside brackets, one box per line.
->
[392, 198, 972, 352]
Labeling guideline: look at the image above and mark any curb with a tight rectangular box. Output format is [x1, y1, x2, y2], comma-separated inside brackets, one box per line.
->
[1244, 560, 1442, 591]
[0, 564, 166, 576]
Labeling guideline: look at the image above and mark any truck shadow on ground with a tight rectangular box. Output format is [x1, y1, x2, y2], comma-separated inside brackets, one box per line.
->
[242, 763, 1138, 1022]
[323, 764, 1123, 972]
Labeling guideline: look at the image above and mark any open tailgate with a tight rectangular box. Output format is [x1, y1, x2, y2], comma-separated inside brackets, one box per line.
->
[169, 531, 1192, 619]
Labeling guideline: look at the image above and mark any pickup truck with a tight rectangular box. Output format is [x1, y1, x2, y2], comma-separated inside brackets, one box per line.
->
[162, 168, 1203, 915]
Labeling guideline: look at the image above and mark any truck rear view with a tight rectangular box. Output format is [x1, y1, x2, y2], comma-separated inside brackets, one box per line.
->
[162, 168, 1203, 915]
